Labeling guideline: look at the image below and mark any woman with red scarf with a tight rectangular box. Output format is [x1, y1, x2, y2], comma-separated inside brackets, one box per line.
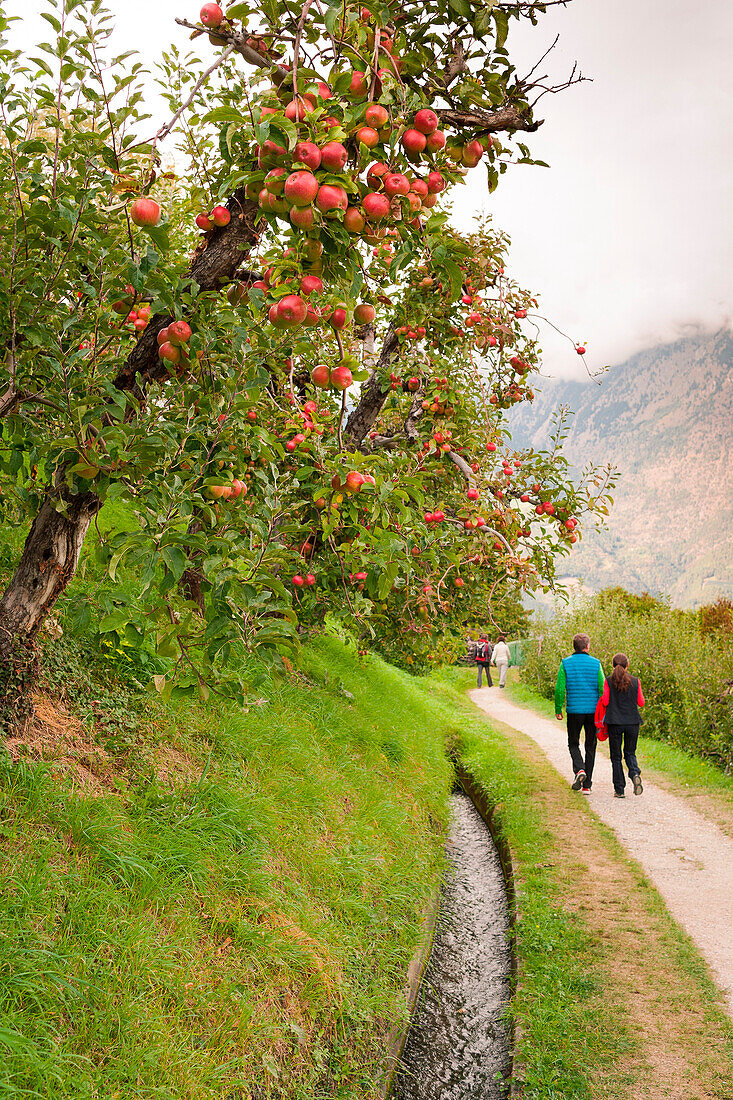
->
[596, 653, 646, 799]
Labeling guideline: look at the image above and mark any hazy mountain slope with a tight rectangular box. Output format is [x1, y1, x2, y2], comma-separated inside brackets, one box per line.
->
[508, 329, 733, 607]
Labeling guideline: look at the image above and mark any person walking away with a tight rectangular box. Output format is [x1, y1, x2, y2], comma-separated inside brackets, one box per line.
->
[555, 633, 605, 794]
[599, 653, 645, 798]
[492, 635, 510, 688]
[475, 634, 493, 687]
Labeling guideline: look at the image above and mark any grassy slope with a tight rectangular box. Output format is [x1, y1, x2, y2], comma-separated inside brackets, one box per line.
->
[0, 637, 454, 1100]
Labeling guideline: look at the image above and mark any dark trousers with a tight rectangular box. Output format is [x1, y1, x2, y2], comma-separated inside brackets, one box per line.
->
[567, 713, 597, 789]
[476, 662, 492, 687]
[607, 724, 641, 794]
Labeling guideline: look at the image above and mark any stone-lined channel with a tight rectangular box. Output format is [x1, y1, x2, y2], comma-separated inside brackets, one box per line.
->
[390, 789, 512, 1099]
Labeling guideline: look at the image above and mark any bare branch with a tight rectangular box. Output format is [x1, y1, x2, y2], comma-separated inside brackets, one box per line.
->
[175, 18, 290, 80]
[135, 42, 237, 151]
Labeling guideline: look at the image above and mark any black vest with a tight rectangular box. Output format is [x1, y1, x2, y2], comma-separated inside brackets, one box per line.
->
[605, 675, 643, 726]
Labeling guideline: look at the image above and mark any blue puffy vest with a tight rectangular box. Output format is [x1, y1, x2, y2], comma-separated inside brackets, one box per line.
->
[563, 653, 602, 714]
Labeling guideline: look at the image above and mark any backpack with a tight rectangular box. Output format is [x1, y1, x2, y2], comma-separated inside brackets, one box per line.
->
[476, 640, 492, 662]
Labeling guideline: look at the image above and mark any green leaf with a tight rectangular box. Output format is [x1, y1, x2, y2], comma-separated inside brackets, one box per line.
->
[493, 9, 509, 49]
[99, 609, 131, 634]
[162, 545, 187, 582]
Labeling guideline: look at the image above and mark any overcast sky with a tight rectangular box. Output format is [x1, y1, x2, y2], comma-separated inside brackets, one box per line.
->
[7, 0, 733, 379]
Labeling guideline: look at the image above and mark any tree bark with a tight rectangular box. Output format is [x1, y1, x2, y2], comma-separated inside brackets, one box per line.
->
[434, 104, 539, 133]
[344, 328, 399, 446]
[0, 490, 101, 731]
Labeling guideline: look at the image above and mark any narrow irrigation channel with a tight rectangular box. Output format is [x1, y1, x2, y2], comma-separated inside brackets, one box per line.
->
[390, 786, 512, 1099]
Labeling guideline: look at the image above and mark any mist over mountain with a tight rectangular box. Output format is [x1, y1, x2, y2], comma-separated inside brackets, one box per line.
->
[508, 328, 733, 607]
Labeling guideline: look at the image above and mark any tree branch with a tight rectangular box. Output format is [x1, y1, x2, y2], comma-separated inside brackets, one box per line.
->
[175, 18, 291, 80]
[434, 102, 539, 133]
[113, 189, 261, 394]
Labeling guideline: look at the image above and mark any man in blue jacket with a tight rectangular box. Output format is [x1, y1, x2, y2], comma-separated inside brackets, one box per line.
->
[555, 632, 605, 794]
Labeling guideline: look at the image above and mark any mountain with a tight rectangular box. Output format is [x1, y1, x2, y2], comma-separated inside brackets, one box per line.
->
[507, 328, 733, 607]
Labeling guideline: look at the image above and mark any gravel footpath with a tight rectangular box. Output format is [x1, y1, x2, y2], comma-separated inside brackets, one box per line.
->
[470, 687, 733, 1017]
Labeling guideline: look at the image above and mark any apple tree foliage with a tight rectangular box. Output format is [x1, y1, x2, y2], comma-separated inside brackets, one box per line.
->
[0, 0, 613, 720]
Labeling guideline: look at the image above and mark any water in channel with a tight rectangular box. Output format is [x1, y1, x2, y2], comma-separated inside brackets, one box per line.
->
[391, 789, 512, 1099]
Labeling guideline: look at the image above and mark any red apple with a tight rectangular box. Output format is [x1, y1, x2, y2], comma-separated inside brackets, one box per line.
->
[330, 364, 353, 389]
[426, 130, 446, 152]
[331, 307, 347, 330]
[276, 295, 308, 327]
[383, 172, 410, 197]
[200, 3, 224, 28]
[268, 304, 290, 330]
[427, 171, 445, 194]
[363, 192, 390, 220]
[285, 96, 314, 122]
[401, 129, 427, 156]
[167, 320, 192, 346]
[156, 327, 170, 345]
[355, 126, 380, 148]
[320, 141, 348, 171]
[130, 198, 161, 228]
[196, 213, 214, 231]
[289, 205, 315, 228]
[158, 342, 181, 365]
[300, 274, 323, 296]
[344, 206, 366, 233]
[349, 71, 368, 96]
[211, 205, 230, 226]
[292, 574, 305, 587]
[413, 108, 438, 135]
[345, 471, 366, 493]
[467, 488, 479, 501]
[294, 141, 322, 169]
[354, 303, 375, 324]
[365, 103, 389, 128]
[284, 170, 318, 206]
[311, 364, 330, 388]
[316, 184, 348, 213]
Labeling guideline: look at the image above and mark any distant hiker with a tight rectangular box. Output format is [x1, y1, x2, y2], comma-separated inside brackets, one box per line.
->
[596, 653, 645, 798]
[492, 634, 511, 688]
[475, 634, 493, 687]
[555, 633, 605, 794]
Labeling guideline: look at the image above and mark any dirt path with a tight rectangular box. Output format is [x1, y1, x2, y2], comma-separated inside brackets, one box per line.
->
[470, 687, 733, 1017]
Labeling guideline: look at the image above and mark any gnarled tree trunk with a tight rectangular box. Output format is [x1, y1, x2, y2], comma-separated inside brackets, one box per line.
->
[0, 491, 101, 731]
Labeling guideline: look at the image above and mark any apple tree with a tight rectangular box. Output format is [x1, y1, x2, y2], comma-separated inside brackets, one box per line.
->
[0, 0, 612, 727]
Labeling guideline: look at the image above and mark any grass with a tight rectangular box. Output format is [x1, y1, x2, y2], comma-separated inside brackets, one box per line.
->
[3, 622, 733, 1098]
[0, 635, 455, 1099]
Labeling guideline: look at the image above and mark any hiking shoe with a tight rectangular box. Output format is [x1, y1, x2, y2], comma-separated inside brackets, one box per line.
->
[571, 770, 586, 791]
[632, 774, 643, 796]
[614, 791, 625, 799]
